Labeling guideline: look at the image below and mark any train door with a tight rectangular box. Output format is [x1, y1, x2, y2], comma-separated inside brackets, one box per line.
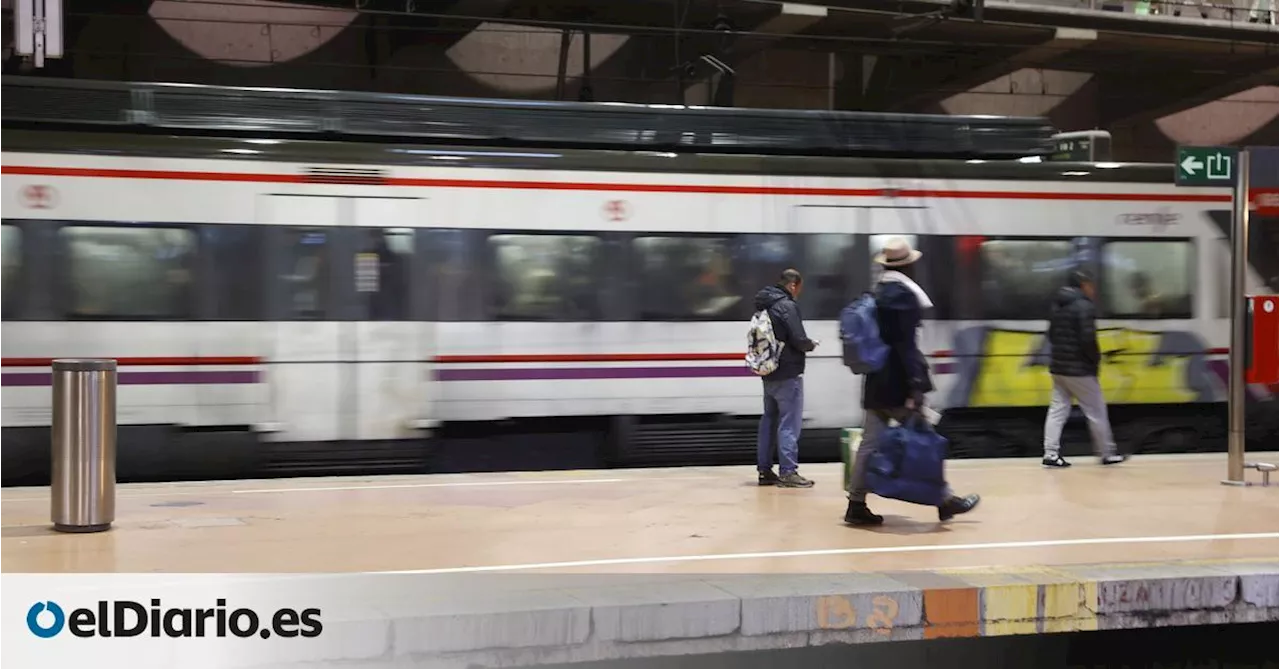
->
[788, 204, 867, 430]
[257, 194, 433, 445]
[257, 194, 347, 444]
[788, 202, 937, 427]
[348, 197, 434, 442]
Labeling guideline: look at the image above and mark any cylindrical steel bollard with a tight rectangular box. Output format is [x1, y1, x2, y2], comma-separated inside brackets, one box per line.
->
[50, 359, 117, 533]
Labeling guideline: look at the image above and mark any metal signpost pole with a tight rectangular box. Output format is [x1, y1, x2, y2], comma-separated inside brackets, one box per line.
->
[1223, 149, 1250, 486]
[1176, 144, 1249, 484]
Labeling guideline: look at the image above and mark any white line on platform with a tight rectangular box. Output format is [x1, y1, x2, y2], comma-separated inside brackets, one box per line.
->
[0, 475, 722, 502]
[3, 454, 1275, 502]
[228, 476, 719, 495]
[382, 531, 1280, 574]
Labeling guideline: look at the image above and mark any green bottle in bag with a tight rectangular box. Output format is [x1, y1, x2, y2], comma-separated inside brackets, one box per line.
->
[840, 427, 863, 492]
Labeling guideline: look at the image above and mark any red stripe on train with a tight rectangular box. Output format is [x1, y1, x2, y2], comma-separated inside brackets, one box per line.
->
[1, 357, 261, 367]
[0, 165, 1234, 202]
[434, 353, 742, 364]
[436, 353, 968, 363]
[0, 349, 1232, 367]
[433, 350, 1215, 363]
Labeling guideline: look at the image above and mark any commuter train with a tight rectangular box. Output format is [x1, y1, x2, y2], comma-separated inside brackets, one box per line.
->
[2, 127, 1276, 483]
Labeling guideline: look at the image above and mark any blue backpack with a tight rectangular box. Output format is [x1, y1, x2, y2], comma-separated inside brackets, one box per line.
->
[838, 293, 889, 374]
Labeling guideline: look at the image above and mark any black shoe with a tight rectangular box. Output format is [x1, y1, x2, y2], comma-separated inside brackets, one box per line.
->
[777, 472, 815, 488]
[1101, 454, 1128, 466]
[844, 500, 884, 526]
[939, 494, 980, 521]
[758, 469, 779, 486]
[1042, 455, 1071, 468]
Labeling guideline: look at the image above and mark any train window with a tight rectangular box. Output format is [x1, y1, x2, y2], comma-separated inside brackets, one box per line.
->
[62, 225, 195, 320]
[977, 238, 1082, 320]
[489, 234, 601, 320]
[281, 228, 331, 320]
[204, 225, 264, 320]
[633, 236, 749, 320]
[802, 233, 856, 319]
[357, 228, 414, 321]
[2, 225, 20, 319]
[1101, 240, 1193, 319]
[424, 229, 483, 322]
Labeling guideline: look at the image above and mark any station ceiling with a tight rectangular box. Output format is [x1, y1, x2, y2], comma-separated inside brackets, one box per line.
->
[7, 0, 1276, 128]
[275, 0, 1276, 117]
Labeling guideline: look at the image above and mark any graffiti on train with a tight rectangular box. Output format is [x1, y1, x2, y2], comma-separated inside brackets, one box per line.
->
[944, 326, 1221, 408]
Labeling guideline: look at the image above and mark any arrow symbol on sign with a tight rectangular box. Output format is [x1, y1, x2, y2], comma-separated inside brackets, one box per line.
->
[1180, 155, 1204, 175]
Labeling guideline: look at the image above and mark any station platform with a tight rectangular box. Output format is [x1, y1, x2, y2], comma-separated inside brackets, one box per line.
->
[3, 453, 1278, 668]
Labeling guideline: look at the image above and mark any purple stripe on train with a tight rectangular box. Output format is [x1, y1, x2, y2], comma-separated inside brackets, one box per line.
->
[1, 371, 259, 387]
[438, 363, 962, 382]
[436, 365, 756, 382]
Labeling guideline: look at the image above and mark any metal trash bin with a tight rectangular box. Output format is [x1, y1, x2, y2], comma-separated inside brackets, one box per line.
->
[50, 358, 117, 533]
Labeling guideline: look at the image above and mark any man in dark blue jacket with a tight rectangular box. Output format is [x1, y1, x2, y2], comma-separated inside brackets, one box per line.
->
[844, 238, 980, 525]
[755, 269, 817, 488]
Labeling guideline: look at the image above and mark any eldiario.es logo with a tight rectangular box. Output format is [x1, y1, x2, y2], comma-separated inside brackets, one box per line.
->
[27, 599, 322, 639]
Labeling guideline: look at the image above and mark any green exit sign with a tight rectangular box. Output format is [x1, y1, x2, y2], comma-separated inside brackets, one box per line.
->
[1176, 146, 1238, 186]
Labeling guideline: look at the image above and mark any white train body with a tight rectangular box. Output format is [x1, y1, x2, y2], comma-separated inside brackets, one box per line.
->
[1, 134, 1272, 479]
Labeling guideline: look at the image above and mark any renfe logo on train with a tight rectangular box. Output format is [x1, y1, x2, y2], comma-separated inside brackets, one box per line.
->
[1116, 212, 1179, 230]
[602, 199, 631, 221]
[20, 184, 58, 209]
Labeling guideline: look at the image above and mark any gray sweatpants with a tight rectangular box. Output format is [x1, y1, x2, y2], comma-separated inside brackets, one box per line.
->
[848, 408, 954, 503]
[1043, 374, 1117, 459]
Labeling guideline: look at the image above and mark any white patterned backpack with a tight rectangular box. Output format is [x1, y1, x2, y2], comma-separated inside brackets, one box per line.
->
[745, 309, 785, 376]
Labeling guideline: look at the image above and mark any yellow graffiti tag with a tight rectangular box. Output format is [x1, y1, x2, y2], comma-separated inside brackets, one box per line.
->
[967, 328, 1197, 408]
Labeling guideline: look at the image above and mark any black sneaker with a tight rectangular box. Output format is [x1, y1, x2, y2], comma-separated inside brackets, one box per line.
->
[758, 469, 779, 486]
[1101, 454, 1128, 466]
[777, 472, 815, 488]
[939, 494, 980, 521]
[1042, 455, 1071, 468]
[844, 500, 884, 526]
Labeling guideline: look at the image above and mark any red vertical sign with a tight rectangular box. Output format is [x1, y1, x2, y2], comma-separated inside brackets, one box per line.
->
[1246, 295, 1278, 385]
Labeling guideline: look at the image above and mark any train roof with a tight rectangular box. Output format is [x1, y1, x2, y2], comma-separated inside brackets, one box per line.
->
[3, 75, 1058, 161]
[2, 127, 1180, 185]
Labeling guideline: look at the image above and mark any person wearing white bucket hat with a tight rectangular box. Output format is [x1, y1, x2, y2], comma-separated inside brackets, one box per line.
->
[844, 237, 981, 526]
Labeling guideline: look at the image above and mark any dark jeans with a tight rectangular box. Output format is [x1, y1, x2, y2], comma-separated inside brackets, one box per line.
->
[757, 376, 803, 475]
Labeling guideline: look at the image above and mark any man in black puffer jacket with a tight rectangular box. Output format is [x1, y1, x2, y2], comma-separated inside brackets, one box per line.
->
[1041, 270, 1126, 468]
[754, 269, 817, 489]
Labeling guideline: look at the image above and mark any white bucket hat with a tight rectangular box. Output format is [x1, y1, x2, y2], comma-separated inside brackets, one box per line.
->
[873, 237, 923, 267]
